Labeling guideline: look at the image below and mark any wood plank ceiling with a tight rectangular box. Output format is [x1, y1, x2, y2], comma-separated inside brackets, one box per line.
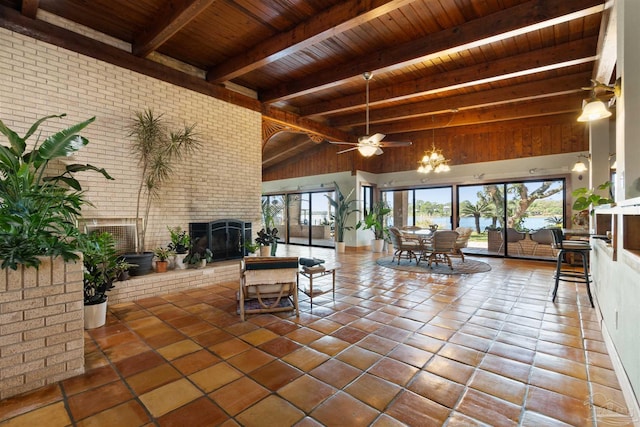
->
[0, 0, 614, 173]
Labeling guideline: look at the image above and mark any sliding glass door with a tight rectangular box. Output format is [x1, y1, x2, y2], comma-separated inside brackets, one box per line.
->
[285, 191, 333, 247]
[457, 179, 564, 259]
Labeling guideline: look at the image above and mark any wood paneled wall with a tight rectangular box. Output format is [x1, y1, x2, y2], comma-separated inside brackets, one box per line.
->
[262, 113, 587, 181]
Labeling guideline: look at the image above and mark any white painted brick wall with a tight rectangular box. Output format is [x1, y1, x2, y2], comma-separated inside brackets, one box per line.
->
[0, 27, 263, 251]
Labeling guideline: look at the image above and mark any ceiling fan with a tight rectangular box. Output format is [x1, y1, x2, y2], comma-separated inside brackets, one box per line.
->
[329, 72, 412, 157]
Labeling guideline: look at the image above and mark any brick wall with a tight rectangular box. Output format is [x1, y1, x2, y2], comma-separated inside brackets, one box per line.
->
[0, 27, 263, 249]
[0, 27, 262, 398]
[0, 257, 84, 400]
[108, 262, 241, 306]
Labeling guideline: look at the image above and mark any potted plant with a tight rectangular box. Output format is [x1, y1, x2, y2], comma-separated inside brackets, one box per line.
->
[168, 226, 190, 269]
[256, 227, 279, 256]
[78, 231, 118, 329]
[243, 240, 260, 256]
[114, 258, 137, 281]
[184, 239, 213, 268]
[0, 113, 113, 270]
[360, 201, 391, 252]
[325, 182, 360, 253]
[123, 109, 199, 275]
[572, 181, 614, 227]
[153, 246, 174, 273]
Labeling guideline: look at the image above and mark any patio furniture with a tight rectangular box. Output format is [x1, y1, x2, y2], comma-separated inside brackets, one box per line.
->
[239, 256, 300, 321]
[549, 229, 593, 307]
[498, 228, 526, 255]
[420, 230, 459, 269]
[388, 227, 422, 264]
[452, 227, 472, 262]
[530, 228, 556, 256]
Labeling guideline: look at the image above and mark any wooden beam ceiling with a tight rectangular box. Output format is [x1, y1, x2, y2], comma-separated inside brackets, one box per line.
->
[261, 0, 603, 103]
[206, 0, 415, 83]
[133, 0, 217, 57]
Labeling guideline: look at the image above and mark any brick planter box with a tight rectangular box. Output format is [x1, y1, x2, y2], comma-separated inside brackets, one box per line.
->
[0, 256, 84, 400]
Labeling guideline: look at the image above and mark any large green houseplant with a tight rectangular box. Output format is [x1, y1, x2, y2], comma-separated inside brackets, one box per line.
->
[361, 200, 391, 252]
[0, 114, 113, 270]
[125, 109, 199, 274]
[325, 182, 360, 252]
[571, 181, 614, 228]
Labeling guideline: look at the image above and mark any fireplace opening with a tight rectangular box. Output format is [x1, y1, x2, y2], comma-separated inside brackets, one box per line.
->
[189, 219, 252, 262]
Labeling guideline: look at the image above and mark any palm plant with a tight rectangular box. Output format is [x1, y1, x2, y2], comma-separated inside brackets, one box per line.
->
[0, 114, 113, 270]
[325, 182, 360, 243]
[128, 109, 199, 252]
[460, 196, 494, 233]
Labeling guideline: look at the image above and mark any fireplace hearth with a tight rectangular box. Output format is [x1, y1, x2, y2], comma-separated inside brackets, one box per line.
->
[189, 219, 252, 261]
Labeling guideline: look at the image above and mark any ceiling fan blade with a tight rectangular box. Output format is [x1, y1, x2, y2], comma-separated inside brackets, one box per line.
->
[375, 147, 384, 155]
[369, 133, 386, 144]
[327, 140, 359, 146]
[336, 146, 359, 154]
[378, 140, 412, 147]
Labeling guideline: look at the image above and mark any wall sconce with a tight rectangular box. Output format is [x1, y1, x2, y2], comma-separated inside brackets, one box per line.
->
[571, 154, 590, 172]
[577, 78, 621, 122]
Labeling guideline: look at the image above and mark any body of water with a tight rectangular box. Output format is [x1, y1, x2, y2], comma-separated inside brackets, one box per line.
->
[415, 216, 554, 231]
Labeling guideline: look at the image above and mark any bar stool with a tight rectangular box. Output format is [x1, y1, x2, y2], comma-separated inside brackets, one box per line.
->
[549, 228, 594, 307]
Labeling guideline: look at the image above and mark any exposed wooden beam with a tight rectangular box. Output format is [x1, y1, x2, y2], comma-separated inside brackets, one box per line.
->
[20, 0, 38, 19]
[303, 37, 597, 117]
[261, 105, 353, 143]
[206, 0, 415, 83]
[133, 0, 216, 57]
[593, 0, 616, 83]
[329, 72, 592, 128]
[262, 0, 604, 103]
[360, 93, 586, 135]
[0, 5, 259, 112]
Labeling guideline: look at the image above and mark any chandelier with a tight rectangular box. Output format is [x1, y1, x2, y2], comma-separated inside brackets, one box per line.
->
[418, 116, 450, 173]
[418, 143, 450, 173]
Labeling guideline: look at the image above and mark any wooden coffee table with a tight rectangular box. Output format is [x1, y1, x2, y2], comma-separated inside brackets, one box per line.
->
[298, 264, 338, 304]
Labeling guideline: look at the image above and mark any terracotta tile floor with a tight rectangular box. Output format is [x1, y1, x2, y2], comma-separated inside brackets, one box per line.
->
[1, 247, 636, 426]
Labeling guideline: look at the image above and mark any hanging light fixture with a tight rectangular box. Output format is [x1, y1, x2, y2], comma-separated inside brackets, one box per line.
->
[357, 144, 379, 157]
[577, 78, 621, 122]
[571, 154, 590, 172]
[577, 96, 611, 122]
[417, 118, 450, 173]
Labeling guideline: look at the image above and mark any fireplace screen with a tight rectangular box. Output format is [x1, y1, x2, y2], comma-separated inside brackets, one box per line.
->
[189, 219, 252, 261]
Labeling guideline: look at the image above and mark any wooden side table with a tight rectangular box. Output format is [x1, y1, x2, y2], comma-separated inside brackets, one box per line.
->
[298, 264, 338, 304]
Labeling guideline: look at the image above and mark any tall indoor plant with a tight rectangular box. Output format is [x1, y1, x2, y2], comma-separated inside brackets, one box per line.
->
[125, 109, 199, 275]
[325, 182, 359, 253]
[0, 114, 113, 270]
[361, 200, 391, 253]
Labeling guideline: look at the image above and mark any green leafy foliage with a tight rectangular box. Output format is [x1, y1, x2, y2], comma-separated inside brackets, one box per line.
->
[360, 201, 391, 240]
[78, 232, 118, 305]
[128, 109, 200, 252]
[325, 182, 360, 242]
[0, 114, 113, 270]
[572, 181, 614, 213]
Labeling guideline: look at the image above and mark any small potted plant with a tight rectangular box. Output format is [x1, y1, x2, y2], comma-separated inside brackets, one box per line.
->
[153, 246, 175, 273]
[256, 227, 279, 256]
[183, 237, 213, 268]
[114, 258, 137, 281]
[168, 226, 190, 269]
[243, 240, 260, 256]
